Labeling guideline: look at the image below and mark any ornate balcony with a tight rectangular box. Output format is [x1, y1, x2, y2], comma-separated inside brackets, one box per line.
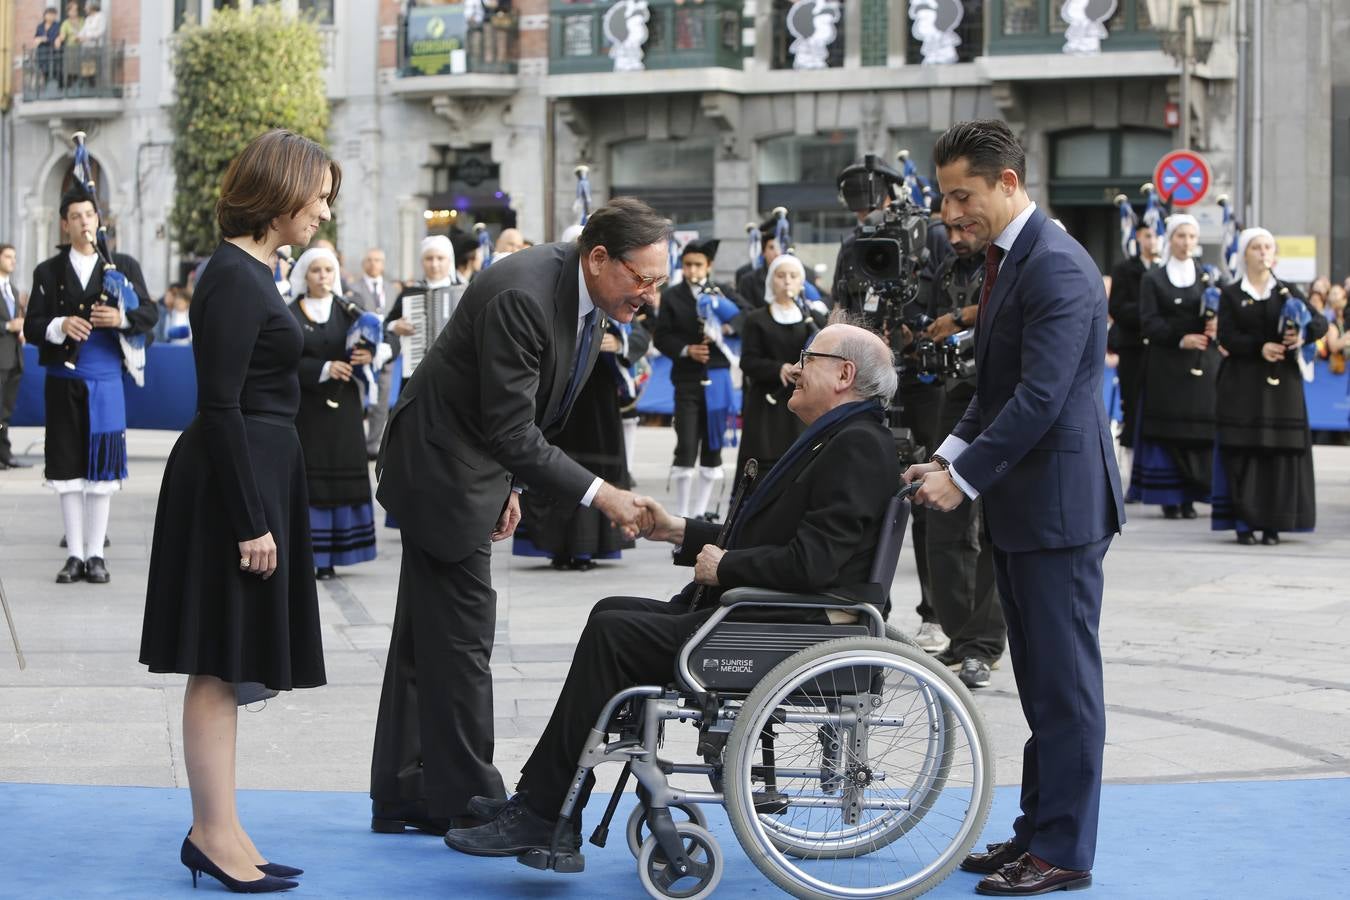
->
[17, 41, 126, 119]
[391, 7, 520, 98]
[549, 0, 745, 76]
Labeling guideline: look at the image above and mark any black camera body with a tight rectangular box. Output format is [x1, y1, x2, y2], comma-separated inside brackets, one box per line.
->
[843, 204, 930, 335]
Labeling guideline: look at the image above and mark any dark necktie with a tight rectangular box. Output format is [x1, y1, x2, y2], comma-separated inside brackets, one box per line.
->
[978, 244, 1005, 326]
[559, 309, 598, 417]
[1, 283, 13, 320]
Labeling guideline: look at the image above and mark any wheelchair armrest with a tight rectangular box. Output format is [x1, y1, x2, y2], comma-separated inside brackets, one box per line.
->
[719, 587, 860, 609]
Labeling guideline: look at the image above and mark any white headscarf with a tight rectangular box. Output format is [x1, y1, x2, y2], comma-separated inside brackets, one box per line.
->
[289, 247, 340, 299]
[1159, 214, 1199, 265]
[420, 235, 456, 287]
[763, 253, 807, 306]
[1233, 226, 1275, 284]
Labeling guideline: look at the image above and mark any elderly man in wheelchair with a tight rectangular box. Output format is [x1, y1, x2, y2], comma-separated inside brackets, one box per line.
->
[445, 323, 993, 899]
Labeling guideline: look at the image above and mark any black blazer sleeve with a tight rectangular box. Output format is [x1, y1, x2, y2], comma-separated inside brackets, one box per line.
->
[739, 314, 782, 385]
[673, 517, 722, 566]
[1107, 260, 1140, 332]
[472, 288, 595, 502]
[652, 291, 688, 359]
[22, 262, 59, 347]
[717, 426, 894, 593]
[196, 266, 270, 542]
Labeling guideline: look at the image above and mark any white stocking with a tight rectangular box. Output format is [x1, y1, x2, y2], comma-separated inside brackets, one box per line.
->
[83, 492, 112, 561]
[691, 466, 724, 519]
[670, 466, 695, 518]
[622, 418, 638, 476]
[60, 492, 85, 561]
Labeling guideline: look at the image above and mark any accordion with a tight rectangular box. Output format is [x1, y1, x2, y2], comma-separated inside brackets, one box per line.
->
[402, 283, 466, 374]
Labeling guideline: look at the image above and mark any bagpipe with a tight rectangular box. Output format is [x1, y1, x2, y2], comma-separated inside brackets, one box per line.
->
[1190, 264, 1223, 377]
[67, 131, 147, 386]
[330, 294, 384, 409]
[697, 282, 742, 451]
[1271, 285, 1314, 386]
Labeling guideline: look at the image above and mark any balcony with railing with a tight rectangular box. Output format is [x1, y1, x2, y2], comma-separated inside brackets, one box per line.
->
[390, 5, 520, 98]
[548, 0, 744, 76]
[18, 41, 126, 117]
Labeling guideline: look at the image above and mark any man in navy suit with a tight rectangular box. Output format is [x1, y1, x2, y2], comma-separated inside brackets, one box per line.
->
[906, 120, 1124, 896]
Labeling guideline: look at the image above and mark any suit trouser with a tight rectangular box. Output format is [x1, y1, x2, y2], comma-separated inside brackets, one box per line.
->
[517, 596, 714, 819]
[370, 538, 507, 816]
[898, 381, 942, 622]
[993, 535, 1110, 873]
[0, 363, 19, 459]
[672, 381, 722, 468]
[365, 365, 394, 455]
[926, 382, 1004, 661]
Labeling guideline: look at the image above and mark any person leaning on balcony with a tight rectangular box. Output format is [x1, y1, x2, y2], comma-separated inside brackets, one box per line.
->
[55, 0, 82, 87]
[34, 5, 61, 84]
[78, 0, 106, 45]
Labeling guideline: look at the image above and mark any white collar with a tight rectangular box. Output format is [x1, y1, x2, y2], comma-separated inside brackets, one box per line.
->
[0, 275, 10, 285]
[993, 201, 1038, 258]
[769, 301, 804, 325]
[577, 261, 595, 321]
[426, 277, 453, 289]
[300, 294, 334, 323]
[1240, 275, 1275, 301]
[1165, 257, 1197, 287]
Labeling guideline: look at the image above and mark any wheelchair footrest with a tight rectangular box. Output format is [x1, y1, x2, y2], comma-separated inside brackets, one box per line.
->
[517, 847, 586, 874]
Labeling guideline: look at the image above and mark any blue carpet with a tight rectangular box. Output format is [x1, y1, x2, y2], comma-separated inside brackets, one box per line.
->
[1, 779, 1345, 898]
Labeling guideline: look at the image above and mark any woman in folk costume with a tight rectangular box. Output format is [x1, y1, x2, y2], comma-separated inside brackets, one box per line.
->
[513, 311, 651, 570]
[384, 234, 465, 371]
[737, 253, 828, 475]
[1127, 214, 1220, 519]
[288, 247, 385, 579]
[24, 181, 157, 585]
[1212, 228, 1326, 545]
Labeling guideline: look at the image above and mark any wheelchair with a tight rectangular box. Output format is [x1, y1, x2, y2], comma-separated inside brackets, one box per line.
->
[519, 482, 994, 899]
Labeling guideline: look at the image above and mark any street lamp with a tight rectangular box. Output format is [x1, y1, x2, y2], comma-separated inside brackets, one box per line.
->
[1146, 0, 1228, 149]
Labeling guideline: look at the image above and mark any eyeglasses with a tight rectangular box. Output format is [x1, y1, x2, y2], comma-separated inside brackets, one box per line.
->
[798, 349, 850, 367]
[615, 255, 668, 293]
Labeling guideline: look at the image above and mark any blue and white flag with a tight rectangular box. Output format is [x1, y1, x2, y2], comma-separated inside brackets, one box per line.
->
[1218, 195, 1240, 283]
[1115, 193, 1139, 258]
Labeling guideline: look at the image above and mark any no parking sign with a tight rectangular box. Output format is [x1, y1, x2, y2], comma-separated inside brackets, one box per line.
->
[1153, 150, 1211, 208]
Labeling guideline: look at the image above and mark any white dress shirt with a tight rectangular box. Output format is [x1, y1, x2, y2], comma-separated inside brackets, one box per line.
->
[935, 202, 1039, 500]
[45, 247, 132, 344]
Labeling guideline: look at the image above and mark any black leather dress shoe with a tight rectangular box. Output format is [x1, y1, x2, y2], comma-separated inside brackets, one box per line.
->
[1262, 530, 1281, 546]
[371, 800, 453, 836]
[315, 566, 336, 581]
[1236, 531, 1257, 545]
[443, 796, 571, 858]
[975, 852, 1091, 895]
[1162, 505, 1181, 519]
[961, 839, 1027, 874]
[1180, 502, 1198, 519]
[55, 556, 85, 584]
[0, 456, 30, 468]
[84, 557, 110, 584]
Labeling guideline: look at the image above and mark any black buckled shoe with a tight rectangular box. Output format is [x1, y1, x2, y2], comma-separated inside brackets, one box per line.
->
[444, 795, 571, 858]
[371, 800, 453, 836]
[961, 838, 1027, 874]
[84, 557, 110, 584]
[55, 556, 85, 584]
[975, 852, 1092, 895]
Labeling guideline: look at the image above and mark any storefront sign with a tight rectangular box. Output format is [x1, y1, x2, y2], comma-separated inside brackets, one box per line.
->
[407, 4, 468, 77]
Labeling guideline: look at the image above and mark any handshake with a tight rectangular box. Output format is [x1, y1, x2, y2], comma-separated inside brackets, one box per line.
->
[593, 483, 686, 545]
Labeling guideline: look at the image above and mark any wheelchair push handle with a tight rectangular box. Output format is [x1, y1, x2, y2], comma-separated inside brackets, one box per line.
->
[897, 480, 923, 502]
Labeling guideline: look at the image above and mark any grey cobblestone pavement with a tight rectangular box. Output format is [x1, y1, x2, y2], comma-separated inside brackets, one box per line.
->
[1, 425, 1348, 796]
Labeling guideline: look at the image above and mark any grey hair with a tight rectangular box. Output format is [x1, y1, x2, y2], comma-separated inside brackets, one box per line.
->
[830, 320, 898, 406]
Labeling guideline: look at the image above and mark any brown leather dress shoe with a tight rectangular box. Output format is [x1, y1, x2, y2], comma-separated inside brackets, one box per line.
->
[976, 853, 1092, 895]
[961, 838, 1026, 874]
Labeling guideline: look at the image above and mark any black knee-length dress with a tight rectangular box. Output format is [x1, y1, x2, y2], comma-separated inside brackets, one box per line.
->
[139, 241, 326, 691]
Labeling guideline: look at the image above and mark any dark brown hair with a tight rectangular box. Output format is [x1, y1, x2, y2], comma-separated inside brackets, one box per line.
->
[933, 119, 1026, 187]
[217, 130, 341, 242]
[578, 197, 671, 259]
[0, 243, 14, 256]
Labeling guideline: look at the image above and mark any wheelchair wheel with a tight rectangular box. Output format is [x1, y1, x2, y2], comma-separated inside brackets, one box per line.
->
[723, 637, 992, 899]
[636, 822, 723, 900]
[626, 802, 710, 858]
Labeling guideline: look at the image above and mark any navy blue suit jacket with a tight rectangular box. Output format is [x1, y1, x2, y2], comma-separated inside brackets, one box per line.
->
[951, 208, 1124, 553]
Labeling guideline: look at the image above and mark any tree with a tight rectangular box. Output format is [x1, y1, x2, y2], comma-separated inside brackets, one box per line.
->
[171, 7, 330, 257]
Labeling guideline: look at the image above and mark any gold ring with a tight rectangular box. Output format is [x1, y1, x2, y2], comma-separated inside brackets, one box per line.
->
[240, 558, 250, 569]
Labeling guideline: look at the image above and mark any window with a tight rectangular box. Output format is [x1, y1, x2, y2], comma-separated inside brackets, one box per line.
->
[612, 138, 717, 232]
[1001, 0, 1040, 35]
[905, 0, 984, 65]
[770, 0, 845, 70]
[988, 0, 1158, 54]
[757, 132, 858, 244]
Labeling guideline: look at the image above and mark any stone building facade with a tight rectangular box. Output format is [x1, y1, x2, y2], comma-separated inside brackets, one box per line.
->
[0, 0, 1342, 295]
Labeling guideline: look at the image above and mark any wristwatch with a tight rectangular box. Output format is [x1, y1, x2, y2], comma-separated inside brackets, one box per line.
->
[930, 454, 952, 472]
[951, 307, 966, 329]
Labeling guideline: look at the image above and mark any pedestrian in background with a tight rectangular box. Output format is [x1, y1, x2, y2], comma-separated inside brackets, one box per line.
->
[0, 243, 29, 469]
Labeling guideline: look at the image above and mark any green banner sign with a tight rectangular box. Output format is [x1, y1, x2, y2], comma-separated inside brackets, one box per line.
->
[407, 4, 468, 76]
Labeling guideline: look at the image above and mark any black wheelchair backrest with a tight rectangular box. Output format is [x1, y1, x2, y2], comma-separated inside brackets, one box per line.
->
[869, 490, 913, 617]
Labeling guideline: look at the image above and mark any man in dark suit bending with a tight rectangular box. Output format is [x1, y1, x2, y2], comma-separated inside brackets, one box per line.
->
[442, 322, 901, 861]
[371, 199, 665, 835]
[906, 120, 1124, 896]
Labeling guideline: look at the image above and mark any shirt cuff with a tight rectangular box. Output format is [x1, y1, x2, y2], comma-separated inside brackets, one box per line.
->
[45, 317, 67, 345]
[935, 435, 979, 500]
[579, 477, 603, 507]
[679, 346, 689, 358]
[318, 361, 333, 383]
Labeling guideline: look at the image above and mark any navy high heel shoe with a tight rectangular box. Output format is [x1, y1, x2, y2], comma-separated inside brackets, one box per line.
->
[258, 863, 304, 878]
[180, 837, 298, 893]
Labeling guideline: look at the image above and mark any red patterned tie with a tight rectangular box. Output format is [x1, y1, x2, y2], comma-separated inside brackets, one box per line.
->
[978, 244, 1004, 326]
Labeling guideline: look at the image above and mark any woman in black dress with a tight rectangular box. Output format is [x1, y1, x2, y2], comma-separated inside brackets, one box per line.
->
[1128, 215, 1220, 518]
[287, 247, 379, 579]
[139, 130, 339, 893]
[737, 254, 828, 474]
[1212, 227, 1326, 545]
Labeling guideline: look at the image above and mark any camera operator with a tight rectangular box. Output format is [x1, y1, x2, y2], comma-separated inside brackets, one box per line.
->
[914, 225, 1005, 687]
[831, 156, 947, 653]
